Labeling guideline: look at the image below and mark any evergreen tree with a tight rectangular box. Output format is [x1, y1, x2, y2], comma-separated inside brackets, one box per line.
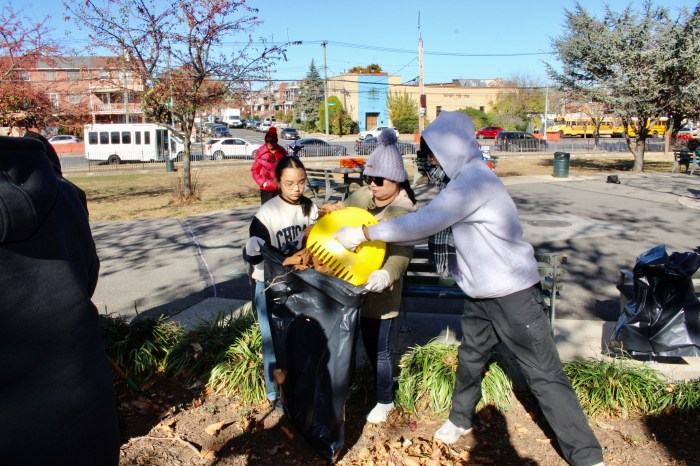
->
[549, 1, 700, 171]
[297, 59, 324, 131]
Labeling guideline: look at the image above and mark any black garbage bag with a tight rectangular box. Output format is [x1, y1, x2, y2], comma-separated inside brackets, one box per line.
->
[261, 245, 366, 463]
[614, 244, 700, 357]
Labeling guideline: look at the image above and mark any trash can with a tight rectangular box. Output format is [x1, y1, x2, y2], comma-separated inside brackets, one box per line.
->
[553, 152, 570, 178]
[165, 157, 174, 173]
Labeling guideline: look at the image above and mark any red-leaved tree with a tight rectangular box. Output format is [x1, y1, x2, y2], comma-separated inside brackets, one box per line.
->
[66, 0, 296, 198]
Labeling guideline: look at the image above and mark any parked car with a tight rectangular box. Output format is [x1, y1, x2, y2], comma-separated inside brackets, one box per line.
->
[206, 137, 261, 160]
[678, 126, 698, 137]
[357, 126, 398, 140]
[355, 136, 416, 155]
[475, 126, 504, 139]
[495, 131, 548, 152]
[48, 135, 80, 144]
[212, 125, 231, 137]
[258, 121, 272, 133]
[286, 138, 347, 157]
[280, 127, 300, 140]
[245, 119, 259, 130]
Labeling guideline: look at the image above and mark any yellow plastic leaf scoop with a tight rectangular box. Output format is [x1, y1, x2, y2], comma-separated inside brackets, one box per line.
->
[306, 207, 386, 286]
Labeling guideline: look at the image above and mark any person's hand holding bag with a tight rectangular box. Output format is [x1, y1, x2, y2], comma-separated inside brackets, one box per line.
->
[246, 236, 265, 256]
[334, 225, 366, 251]
[364, 269, 391, 292]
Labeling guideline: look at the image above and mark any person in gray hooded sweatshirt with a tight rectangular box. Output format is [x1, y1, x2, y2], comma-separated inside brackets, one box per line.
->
[334, 111, 604, 466]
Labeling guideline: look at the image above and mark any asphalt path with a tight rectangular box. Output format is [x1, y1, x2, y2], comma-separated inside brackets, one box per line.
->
[90, 170, 700, 322]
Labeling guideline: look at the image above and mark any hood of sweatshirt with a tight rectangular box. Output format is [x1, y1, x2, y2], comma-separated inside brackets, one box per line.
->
[421, 111, 484, 180]
[0, 136, 58, 244]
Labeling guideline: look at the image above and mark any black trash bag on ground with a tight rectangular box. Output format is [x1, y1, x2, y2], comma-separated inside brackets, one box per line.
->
[614, 244, 700, 357]
[261, 245, 366, 463]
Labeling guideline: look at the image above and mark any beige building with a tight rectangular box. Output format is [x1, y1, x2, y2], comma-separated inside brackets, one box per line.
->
[328, 74, 509, 131]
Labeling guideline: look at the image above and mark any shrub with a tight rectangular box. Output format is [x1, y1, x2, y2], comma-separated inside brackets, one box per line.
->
[564, 358, 666, 417]
[99, 314, 182, 381]
[165, 304, 256, 382]
[656, 379, 700, 417]
[396, 341, 512, 415]
[394, 115, 418, 134]
[207, 324, 265, 403]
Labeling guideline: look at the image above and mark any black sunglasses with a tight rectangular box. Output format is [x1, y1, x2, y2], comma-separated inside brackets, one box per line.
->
[363, 175, 385, 186]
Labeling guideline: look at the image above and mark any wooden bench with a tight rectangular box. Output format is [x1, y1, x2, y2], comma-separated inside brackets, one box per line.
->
[304, 168, 350, 202]
[672, 150, 699, 175]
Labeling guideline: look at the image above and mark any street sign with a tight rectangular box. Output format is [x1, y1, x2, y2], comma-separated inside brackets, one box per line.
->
[328, 103, 336, 107]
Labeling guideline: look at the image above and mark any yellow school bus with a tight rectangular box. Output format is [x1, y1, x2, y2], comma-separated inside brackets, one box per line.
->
[612, 117, 668, 137]
[549, 114, 615, 138]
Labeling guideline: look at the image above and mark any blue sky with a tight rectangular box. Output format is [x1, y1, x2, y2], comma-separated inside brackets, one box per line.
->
[19, 0, 699, 85]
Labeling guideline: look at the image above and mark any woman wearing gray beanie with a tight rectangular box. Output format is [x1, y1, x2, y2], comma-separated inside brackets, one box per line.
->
[344, 128, 417, 423]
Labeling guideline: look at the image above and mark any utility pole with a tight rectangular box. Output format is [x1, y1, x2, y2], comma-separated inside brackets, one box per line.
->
[418, 13, 425, 133]
[543, 84, 549, 141]
[322, 41, 329, 136]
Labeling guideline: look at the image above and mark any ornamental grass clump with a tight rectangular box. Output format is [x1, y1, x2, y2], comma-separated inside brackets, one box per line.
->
[396, 340, 513, 415]
[564, 358, 666, 417]
[165, 304, 256, 383]
[99, 314, 182, 381]
[207, 324, 265, 403]
[656, 378, 700, 417]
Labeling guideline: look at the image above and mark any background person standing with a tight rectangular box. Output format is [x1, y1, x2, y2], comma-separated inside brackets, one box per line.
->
[251, 126, 288, 204]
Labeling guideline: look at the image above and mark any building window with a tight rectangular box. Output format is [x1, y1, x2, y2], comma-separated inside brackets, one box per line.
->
[144, 132, 150, 145]
[68, 94, 82, 105]
[49, 93, 59, 110]
[479, 106, 485, 112]
[46, 71, 56, 81]
[135, 131, 141, 145]
[88, 132, 98, 145]
[110, 132, 120, 144]
[121, 131, 131, 144]
[99, 132, 109, 144]
[67, 70, 80, 80]
[99, 70, 110, 80]
[436, 106, 442, 117]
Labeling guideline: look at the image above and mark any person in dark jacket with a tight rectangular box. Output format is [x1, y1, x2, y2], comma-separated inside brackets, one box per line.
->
[0, 134, 120, 466]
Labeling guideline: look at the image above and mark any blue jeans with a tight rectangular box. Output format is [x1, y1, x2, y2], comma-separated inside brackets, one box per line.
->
[254, 280, 277, 401]
[360, 317, 395, 404]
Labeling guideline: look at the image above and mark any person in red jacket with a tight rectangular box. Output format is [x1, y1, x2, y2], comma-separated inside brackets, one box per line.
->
[251, 126, 288, 204]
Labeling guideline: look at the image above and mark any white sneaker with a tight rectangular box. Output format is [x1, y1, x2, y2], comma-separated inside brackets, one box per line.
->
[434, 419, 472, 444]
[366, 402, 394, 423]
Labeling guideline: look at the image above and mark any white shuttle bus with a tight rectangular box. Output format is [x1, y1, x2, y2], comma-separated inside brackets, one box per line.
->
[84, 123, 174, 164]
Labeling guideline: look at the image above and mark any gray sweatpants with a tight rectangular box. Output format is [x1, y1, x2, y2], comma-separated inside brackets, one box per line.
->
[448, 284, 603, 466]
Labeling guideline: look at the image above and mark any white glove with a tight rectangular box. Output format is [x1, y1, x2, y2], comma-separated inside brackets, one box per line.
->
[245, 236, 265, 256]
[364, 270, 391, 292]
[334, 226, 366, 251]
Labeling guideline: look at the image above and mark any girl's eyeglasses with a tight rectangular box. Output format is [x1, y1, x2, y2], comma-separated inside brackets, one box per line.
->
[363, 175, 385, 186]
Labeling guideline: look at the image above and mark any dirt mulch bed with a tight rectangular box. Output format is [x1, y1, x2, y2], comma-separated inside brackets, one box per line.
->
[117, 378, 699, 466]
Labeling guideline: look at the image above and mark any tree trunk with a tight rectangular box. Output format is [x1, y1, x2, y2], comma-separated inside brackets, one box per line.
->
[182, 122, 192, 198]
[632, 137, 645, 172]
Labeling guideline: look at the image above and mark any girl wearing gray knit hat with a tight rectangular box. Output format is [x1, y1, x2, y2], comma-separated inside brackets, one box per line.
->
[343, 127, 416, 423]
